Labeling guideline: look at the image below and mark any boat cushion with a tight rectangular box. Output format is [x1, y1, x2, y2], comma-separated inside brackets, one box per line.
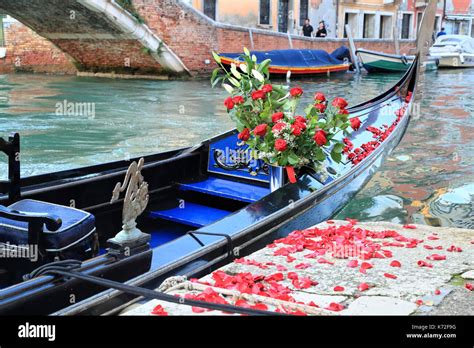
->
[0, 199, 95, 252]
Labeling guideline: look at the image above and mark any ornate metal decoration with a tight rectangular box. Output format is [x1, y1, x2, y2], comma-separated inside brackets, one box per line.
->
[110, 158, 149, 242]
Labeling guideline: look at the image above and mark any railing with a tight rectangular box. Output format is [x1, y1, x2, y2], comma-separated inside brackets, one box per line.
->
[0, 133, 21, 201]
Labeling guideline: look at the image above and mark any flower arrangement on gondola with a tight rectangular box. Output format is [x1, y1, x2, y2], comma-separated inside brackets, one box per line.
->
[211, 48, 361, 185]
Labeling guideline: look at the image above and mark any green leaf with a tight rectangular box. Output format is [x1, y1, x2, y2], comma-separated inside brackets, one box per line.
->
[210, 67, 220, 84]
[315, 148, 326, 161]
[243, 47, 250, 56]
[330, 149, 342, 163]
[212, 51, 221, 64]
[333, 142, 344, 154]
[288, 152, 300, 165]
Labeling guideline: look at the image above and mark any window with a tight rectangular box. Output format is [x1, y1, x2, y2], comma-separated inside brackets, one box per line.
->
[363, 14, 376, 38]
[344, 12, 358, 38]
[203, 0, 216, 21]
[401, 13, 412, 39]
[379, 15, 392, 39]
[260, 0, 271, 25]
[299, 0, 309, 26]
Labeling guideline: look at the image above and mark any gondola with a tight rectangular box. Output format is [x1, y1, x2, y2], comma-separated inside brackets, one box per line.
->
[0, 53, 419, 315]
[219, 48, 351, 76]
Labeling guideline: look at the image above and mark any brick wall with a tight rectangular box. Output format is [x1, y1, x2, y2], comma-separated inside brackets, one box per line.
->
[0, 22, 76, 74]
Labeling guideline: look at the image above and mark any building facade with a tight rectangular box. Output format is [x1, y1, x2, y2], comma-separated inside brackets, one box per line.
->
[186, 0, 473, 38]
[443, 0, 474, 36]
[185, 0, 339, 37]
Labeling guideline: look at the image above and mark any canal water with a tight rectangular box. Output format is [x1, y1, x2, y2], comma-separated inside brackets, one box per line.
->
[0, 69, 472, 229]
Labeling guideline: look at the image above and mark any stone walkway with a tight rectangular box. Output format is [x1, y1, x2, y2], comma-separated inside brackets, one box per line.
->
[123, 221, 473, 316]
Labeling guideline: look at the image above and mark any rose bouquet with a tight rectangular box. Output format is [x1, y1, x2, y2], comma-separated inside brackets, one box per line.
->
[211, 48, 361, 183]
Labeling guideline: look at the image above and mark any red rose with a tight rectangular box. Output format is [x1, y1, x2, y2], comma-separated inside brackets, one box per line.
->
[290, 87, 303, 97]
[294, 116, 307, 130]
[274, 139, 287, 152]
[314, 103, 326, 113]
[262, 84, 273, 94]
[224, 97, 234, 110]
[332, 97, 348, 109]
[291, 124, 302, 136]
[314, 130, 327, 146]
[272, 122, 286, 133]
[314, 92, 326, 103]
[350, 117, 361, 131]
[339, 108, 349, 115]
[251, 90, 266, 100]
[232, 96, 244, 105]
[238, 128, 250, 141]
[254, 123, 268, 137]
[272, 112, 284, 123]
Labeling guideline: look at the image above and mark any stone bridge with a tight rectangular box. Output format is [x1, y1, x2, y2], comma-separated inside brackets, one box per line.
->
[0, 0, 189, 76]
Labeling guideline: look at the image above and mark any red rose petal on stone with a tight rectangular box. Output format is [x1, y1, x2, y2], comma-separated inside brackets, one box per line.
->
[287, 272, 299, 280]
[265, 273, 284, 282]
[334, 286, 345, 292]
[359, 262, 373, 274]
[151, 304, 168, 316]
[358, 282, 370, 291]
[434, 289, 441, 295]
[416, 299, 423, 306]
[251, 303, 269, 311]
[384, 273, 397, 279]
[347, 259, 358, 268]
[326, 302, 345, 312]
[423, 245, 434, 250]
[345, 218, 358, 225]
[403, 224, 417, 229]
[192, 306, 206, 313]
[417, 260, 433, 268]
[428, 235, 439, 240]
[435, 246, 443, 250]
[390, 260, 401, 267]
[426, 254, 446, 261]
[317, 258, 334, 265]
[286, 255, 296, 263]
[295, 263, 311, 270]
[327, 220, 335, 224]
[465, 283, 473, 291]
[308, 301, 319, 307]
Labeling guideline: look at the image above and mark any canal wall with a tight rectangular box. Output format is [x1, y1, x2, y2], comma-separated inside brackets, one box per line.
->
[0, 0, 417, 77]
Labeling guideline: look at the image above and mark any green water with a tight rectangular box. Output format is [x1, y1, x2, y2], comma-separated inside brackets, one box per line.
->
[0, 70, 473, 229]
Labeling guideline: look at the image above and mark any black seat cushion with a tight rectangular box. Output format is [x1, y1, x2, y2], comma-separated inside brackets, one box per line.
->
[0, 199, 95, 252]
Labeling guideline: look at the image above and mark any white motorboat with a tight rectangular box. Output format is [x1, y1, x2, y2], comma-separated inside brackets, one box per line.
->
[429, 35, 474, 68]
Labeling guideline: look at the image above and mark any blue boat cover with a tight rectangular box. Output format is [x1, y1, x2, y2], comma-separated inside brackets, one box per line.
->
[220, 47, 348, 68]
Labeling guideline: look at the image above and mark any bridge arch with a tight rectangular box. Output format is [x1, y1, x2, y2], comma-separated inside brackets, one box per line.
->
[0, 0, 189, 76]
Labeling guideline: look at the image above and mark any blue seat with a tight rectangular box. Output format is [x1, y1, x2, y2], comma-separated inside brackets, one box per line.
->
[179, 177, 270, 203]
[0, 199, 95, 252]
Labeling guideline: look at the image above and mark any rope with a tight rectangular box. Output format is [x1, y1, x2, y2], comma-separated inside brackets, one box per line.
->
[165, 281, 339, 316]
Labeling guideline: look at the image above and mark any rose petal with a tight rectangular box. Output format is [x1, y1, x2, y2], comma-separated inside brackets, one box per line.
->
[390, 260, 401, 267]
[417, 260, 433, 268]
[326, 302, 345, 312]
[466, 283, 473, 291]
[403, 224, 417, 229]
[295, 263, 311, 270]
[358, 282, 370, 291]
[151, 304, 168, 316]
[347, 259, 358, 268]
[384, 273, 397, 279]
[434, 289, 441, 295]
[426, 254, 446, 261]
[334, 286, 345, 292]
[416, 299, 424, 306]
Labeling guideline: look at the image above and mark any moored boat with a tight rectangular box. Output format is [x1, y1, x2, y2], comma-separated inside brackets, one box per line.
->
[429, 35, 474, 68]
[356, 48, 415, 73]
[219, 48, 351, 76]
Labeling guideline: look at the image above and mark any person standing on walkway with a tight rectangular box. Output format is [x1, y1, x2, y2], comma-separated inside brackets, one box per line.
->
[436, 27, 447, 38]
[302, 19, 313, 37]
[316, 21, 327, 37]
